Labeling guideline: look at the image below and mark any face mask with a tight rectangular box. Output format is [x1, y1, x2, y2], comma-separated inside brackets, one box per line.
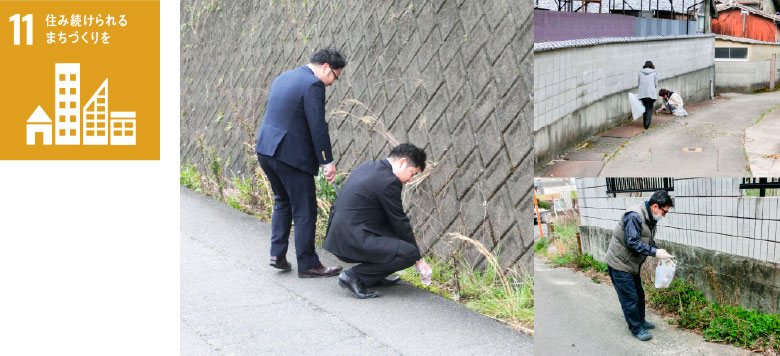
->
[653, 213, 664, 221]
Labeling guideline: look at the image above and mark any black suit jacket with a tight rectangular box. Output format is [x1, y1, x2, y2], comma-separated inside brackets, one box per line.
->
[255, 66, 333, 175]
[323, 159, 419, 264]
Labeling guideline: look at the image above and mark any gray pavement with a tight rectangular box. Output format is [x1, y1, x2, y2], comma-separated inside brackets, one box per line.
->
[180, 187, 533, 356]
[601, 91, 780, 177]
[534, 256, 749, 356]
[745, 103, 780, 176]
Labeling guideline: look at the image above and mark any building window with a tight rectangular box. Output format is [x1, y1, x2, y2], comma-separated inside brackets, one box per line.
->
[97, 122, 105, 128]
[86, 122, 94, 128]
[70, 74, 76, 81]
[715, 47, 748, 59]
[59, 74, 65, 81]
[70, 88, 76, 94]
[114, 130, 123, 137]
[70, 102, 76, 108]
[125, 122, 133, 128]
[86, 130, 94, 137]
[59, 116, 65, 122]
[59, 102, 65, 108]
[97, 131, 105, 136]
[59, 129, 65, 136]
[70, 129, 76, 136]
[70, 115, 76, 122]
[59, 88, 65, 95]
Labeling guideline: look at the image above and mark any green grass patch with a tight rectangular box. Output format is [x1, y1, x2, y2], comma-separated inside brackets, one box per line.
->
[573, 253, 608, 274]
[648, 279, 780, 351]
[399, 255, 534, 333]
[534, 237, 549, 254]
[180, 163, 202, 192]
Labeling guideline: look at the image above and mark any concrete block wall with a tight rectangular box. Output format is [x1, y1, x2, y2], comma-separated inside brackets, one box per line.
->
[534, 36, 715, 168]
[180, 0, 533, 273]
[716, 58, 780, 93]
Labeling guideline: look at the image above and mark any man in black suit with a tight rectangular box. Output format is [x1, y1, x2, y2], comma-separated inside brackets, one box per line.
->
[255, 48, 344, 278]
[323, 143, 427, 298]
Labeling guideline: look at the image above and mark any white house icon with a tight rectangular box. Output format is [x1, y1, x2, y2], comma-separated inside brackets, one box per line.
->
[26, 105, 52, 145]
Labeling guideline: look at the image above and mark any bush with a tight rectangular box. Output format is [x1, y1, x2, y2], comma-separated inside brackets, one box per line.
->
[648, 279, 780, 351]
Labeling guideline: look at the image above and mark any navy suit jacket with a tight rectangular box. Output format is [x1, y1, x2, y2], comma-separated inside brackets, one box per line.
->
[255, 66, 333, 176]
[323, 159, 419, 264]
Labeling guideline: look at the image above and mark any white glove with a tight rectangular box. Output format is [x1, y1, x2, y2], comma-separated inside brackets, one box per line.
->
[415, 260, 432, 286]
[655, 248, 674, 260]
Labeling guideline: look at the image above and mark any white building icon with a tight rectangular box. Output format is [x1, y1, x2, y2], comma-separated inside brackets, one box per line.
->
[26, 63, 137, 146]
[55, 63, 80, 145]
[26, 105, 52, 145]
[83, 79, 109, 145]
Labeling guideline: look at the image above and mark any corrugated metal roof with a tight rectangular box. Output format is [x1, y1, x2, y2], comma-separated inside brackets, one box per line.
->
[715, 34, 780, 44]
[715, 2, 780, 20]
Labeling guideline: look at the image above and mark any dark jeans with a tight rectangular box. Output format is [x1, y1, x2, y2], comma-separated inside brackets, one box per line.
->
[338, 240, 420, 287]
[608, 265, 646, 335]
[257, 154, 320, 272]
[640, 98, 655, 129]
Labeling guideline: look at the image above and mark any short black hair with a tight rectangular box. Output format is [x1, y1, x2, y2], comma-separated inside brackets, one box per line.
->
[649, 190, 674, 208]
[658, 89, 669, 97]
[389, 143, 427, 172]
[310, 48, 346, 70]
[643, 61, 654, 69]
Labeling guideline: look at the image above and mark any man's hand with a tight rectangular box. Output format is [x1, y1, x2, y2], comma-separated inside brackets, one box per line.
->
[655, 248, 674, 260]
[323, 163, 337, 184]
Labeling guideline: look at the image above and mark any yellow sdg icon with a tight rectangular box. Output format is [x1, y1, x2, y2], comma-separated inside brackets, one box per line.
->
[26, 63, 137, 146]
[3, 1, 159, 160]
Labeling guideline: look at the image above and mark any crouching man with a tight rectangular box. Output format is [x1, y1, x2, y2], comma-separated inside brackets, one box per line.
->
[323, 143, 426, 299]
[606, 190, 675, 341]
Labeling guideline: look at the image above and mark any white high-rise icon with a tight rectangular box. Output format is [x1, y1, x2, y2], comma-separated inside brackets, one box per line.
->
[27, 63, 137, 146]
[83, 79, 109, 145]
[55, 63, 80, 145]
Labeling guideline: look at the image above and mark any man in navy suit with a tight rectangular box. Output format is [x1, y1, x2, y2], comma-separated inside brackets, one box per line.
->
[323, 144, 427, 298]
[255, 48, 344, 278]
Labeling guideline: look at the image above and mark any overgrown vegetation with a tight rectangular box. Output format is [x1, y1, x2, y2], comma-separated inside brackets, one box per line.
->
[648, 279, 780, 352]
[399, 233, 534, 334]
[534, 214, 609, 282]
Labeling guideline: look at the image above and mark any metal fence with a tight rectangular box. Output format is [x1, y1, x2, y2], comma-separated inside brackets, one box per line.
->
[740, 177, 780, 197]
[605, 177, 675, 196]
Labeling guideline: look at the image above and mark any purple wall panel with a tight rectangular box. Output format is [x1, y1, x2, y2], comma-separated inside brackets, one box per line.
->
[534, 10, 636, 42]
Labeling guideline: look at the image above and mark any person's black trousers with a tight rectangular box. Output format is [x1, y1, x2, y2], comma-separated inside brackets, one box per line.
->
[640, 98, 655, 129]
[608, 265, 646, 335]
[338, 240, 421, 287]
[257, 153, 319, 272]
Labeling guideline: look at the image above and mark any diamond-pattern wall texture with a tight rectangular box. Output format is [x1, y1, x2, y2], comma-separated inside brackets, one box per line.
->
[180, 0, 533, 273]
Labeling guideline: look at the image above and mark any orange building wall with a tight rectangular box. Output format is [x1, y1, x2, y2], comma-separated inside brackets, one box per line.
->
[712, 10, 778, 42]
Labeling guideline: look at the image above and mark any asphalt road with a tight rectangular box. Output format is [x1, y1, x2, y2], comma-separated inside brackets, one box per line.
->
[180, 187, 533, 356]
[534, 256, 748, 356]
[601, 91, 780, 177]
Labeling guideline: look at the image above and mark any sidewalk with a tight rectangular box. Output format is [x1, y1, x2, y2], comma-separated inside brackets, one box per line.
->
[534, 256, 748, 356]
[538, 91, 780, 177]
[745, 104, 780, 176]
[180, 187, 533, 356]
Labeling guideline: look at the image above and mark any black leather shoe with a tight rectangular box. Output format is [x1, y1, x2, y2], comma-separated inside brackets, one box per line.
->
[377, 275, 401, 286]
[298, 263, 342, 278]
[338, 272, 380, 299]
[269, 256, 292, 271]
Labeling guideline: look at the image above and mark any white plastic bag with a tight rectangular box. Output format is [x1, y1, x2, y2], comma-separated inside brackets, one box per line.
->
[654, 259, 676, 289]
[628, 93, 645, 121]
[673, 108, 688, 117]
[415, 260, 432, 286]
